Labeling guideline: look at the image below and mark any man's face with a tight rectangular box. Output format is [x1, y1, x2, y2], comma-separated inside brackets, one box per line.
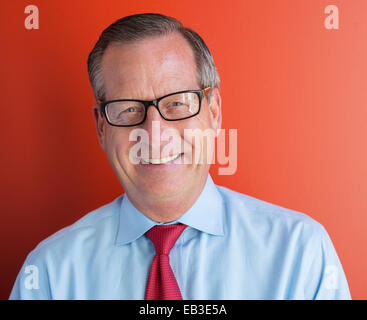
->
[93, 32, 221, 203]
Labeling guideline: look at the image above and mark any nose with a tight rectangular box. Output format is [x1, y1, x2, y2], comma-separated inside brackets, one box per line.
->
[143, 103, 162, 125]
[141, 105, 168, 155]
[142, 104, 166, 133]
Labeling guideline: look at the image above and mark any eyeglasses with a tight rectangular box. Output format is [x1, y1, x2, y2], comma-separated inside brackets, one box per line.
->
[97, 87, 211, 127]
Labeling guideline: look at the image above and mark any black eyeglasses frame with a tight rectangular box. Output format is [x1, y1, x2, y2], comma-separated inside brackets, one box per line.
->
[97, 87, 211, 127]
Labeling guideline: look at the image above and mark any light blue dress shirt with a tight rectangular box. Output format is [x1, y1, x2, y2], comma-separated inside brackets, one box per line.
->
[9, 175, 351, 299]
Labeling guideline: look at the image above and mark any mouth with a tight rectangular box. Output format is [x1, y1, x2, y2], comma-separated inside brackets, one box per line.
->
[139, 153, 182, 165]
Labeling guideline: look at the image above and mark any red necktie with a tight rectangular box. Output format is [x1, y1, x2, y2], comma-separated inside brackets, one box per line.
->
[145, 223, 187, 300]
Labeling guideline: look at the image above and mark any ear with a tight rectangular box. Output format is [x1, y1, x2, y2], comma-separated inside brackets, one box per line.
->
[92, 103, 107, 150]
[207, 87, 222, 133]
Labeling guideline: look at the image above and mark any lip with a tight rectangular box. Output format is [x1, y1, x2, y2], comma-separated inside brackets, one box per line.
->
[135, 153, 184, 169]
[140, 153, 182, 165]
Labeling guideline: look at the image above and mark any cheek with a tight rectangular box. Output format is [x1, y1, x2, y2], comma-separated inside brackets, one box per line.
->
[179, 110, 212, 132]
[194, 106, 213, 129]
[104, 128, 132, 163]
[179, 116, 214, 160]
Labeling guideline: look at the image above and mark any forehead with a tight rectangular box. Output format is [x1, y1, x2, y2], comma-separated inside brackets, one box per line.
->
[101, 32, 198, 100]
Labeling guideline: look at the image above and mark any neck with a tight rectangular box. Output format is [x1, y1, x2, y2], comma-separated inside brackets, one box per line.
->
[126, 175, 208, 222]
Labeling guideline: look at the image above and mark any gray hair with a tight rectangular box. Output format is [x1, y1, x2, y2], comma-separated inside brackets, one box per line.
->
[87, 13, 220, 102]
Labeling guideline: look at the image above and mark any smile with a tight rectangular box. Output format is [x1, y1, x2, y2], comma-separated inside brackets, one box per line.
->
[140, 153, 181, 165]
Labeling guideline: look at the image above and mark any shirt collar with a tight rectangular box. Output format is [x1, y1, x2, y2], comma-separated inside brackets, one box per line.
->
[115, 174, 225, 246]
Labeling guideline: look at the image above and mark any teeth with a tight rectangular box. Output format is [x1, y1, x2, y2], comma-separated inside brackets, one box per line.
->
[141, 153, 181, 164]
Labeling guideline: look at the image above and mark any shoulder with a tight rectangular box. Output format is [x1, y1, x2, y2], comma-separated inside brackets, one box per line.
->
[10, 196, 123, 299]
[216, 184, 327, 241]
[25, 195, 123, 262]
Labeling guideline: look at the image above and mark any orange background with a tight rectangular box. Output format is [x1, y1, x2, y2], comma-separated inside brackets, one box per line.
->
[1, 0, 366, 299]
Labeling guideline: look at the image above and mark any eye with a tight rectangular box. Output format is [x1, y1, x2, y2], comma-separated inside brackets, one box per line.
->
[123, 107, 136, 113]
[170, 102, 183, 107]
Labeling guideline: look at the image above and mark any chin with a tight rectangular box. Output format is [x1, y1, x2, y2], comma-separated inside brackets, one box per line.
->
[142, 180, 186, 199]
[135, 170, 193, 199]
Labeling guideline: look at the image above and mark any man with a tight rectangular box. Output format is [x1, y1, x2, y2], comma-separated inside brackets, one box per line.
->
[10, 13, 350, 299]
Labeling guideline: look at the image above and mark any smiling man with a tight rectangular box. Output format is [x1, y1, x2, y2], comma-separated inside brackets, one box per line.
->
[95, 30, 220, 223]
[10, 13, 350, 300]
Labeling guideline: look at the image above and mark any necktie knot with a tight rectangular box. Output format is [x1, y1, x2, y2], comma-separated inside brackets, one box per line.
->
[146, 224, 187, 255]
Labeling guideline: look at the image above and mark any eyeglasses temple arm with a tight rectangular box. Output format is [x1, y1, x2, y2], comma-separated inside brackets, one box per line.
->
[202, 87, 211, 98]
